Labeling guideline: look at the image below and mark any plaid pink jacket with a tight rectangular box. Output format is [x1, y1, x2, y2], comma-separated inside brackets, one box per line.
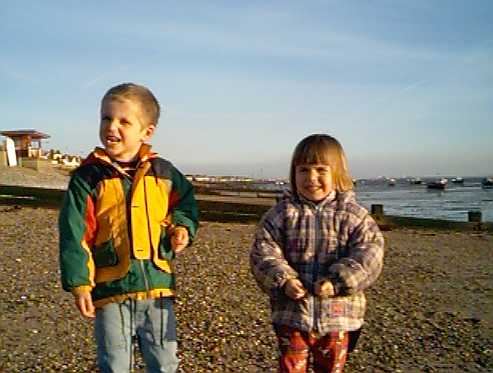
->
[250, 190, 384, 334]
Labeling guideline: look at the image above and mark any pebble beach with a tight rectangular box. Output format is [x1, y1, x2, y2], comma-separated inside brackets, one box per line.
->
[0, 166, 492, 372]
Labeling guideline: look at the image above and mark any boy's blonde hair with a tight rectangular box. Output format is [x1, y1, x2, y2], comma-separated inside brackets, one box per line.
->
[102, 83, 161, 128]
[290, 134, 353, 194]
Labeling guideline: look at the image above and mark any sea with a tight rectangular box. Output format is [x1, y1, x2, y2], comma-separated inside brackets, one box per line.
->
[253, 177, 493, 223]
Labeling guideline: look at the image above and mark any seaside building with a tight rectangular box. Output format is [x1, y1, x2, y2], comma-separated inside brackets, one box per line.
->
[0, 129, 81, 170]
[0, 129, 50, 160]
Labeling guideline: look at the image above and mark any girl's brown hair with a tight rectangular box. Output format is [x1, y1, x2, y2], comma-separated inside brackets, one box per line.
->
[290, 134, 353, 195]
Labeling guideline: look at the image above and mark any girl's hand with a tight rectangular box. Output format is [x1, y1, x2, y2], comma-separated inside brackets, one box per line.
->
[171, 226, 189, 255]
[284, 279, 307, 300]
[314, 279, 335, 297]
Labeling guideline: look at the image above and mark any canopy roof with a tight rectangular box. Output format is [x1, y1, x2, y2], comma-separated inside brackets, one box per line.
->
[0, 129, 50, 139]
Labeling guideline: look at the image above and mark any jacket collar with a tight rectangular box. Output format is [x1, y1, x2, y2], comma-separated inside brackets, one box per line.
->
[296, 190, 337, 209]
[80, 144, 158, 176]
[285, 188, 355, 209]
[82, 144, 156, 164]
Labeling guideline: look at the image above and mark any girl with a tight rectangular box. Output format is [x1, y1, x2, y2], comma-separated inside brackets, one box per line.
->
[250, 134, 384, 373]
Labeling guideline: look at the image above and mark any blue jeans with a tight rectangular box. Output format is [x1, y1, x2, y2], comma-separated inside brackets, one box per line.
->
[95, 297, 179, 373]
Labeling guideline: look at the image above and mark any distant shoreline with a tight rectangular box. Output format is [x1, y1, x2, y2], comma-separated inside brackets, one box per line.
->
[1, 165, 492, 227]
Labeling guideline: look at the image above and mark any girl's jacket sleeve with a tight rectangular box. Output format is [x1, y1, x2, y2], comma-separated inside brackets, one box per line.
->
[250, 205, 298, 298]
[59, 174, 96, 294]
[328, 212, 384, 296]
[169, 166, 199, 241]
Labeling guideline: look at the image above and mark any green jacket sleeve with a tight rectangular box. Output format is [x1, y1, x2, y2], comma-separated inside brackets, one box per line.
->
[59, 174, 96, 292]
[170, 167, 199, 241]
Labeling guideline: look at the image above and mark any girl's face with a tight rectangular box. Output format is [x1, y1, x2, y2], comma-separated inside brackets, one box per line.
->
[295, 163, 334, 202]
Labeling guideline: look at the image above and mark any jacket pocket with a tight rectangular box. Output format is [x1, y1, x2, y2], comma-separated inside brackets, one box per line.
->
[93, 239, 118, 267]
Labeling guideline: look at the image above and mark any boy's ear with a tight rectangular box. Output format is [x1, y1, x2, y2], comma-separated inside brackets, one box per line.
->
[142, 124, 156, 141]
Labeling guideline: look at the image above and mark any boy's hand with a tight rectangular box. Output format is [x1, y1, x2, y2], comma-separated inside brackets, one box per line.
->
[171, 226, 189, 255]
[314, 279, 335, 297]
[284, 279, 307, 300]
[74, 291, 96, 319]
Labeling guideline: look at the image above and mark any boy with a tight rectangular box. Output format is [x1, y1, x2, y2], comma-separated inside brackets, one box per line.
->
[59, 83, 198, 372]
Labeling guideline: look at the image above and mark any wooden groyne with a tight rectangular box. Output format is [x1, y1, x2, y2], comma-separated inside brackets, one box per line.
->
[1, 184, 492, 232]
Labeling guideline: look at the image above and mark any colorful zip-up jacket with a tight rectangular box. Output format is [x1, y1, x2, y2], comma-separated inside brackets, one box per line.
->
[250, 190, 384, 335]
[59, 145, 198, 307]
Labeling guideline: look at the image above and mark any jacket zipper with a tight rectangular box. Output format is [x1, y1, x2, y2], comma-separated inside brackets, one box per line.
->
[138, 169, 151, 292]
[111, 158, 152, 293]
[139, 260, 150, 292]
[130, 167, 150, 292]
[312, 204, 322, 333]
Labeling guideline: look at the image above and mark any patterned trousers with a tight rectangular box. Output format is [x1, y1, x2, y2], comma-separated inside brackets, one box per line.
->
[275, 326, 349, 373]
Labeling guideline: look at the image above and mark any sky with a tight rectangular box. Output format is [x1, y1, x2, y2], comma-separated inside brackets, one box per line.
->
[1, 1, 492, 179]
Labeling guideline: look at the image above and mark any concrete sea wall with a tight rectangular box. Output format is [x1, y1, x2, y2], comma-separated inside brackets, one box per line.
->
[1, 184, 492, 232]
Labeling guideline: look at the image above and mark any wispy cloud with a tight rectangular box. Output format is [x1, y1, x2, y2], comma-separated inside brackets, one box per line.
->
[81, 66, 130, 90]
[400, 80, 428, 93]
[0, 61, 32, 83]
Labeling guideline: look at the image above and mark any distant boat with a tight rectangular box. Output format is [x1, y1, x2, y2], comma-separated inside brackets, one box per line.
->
[427, 178, 448, 190]
[388, 178, 396, 186]
[481, 177, 493, 189]
[410, 177, 423, 185]
[451, 177, 464, 184]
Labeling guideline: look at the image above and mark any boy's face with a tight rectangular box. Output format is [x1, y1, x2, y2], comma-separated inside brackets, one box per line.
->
[295, 163, 334, 202]
[99, 98, 155, 162]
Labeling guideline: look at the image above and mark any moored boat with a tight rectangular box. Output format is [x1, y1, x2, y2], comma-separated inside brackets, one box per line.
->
[410, 177, 423, 185]
[427, 178, 448, 190]
[451, 177, 464, 184]
[481, 177, 493, 189]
